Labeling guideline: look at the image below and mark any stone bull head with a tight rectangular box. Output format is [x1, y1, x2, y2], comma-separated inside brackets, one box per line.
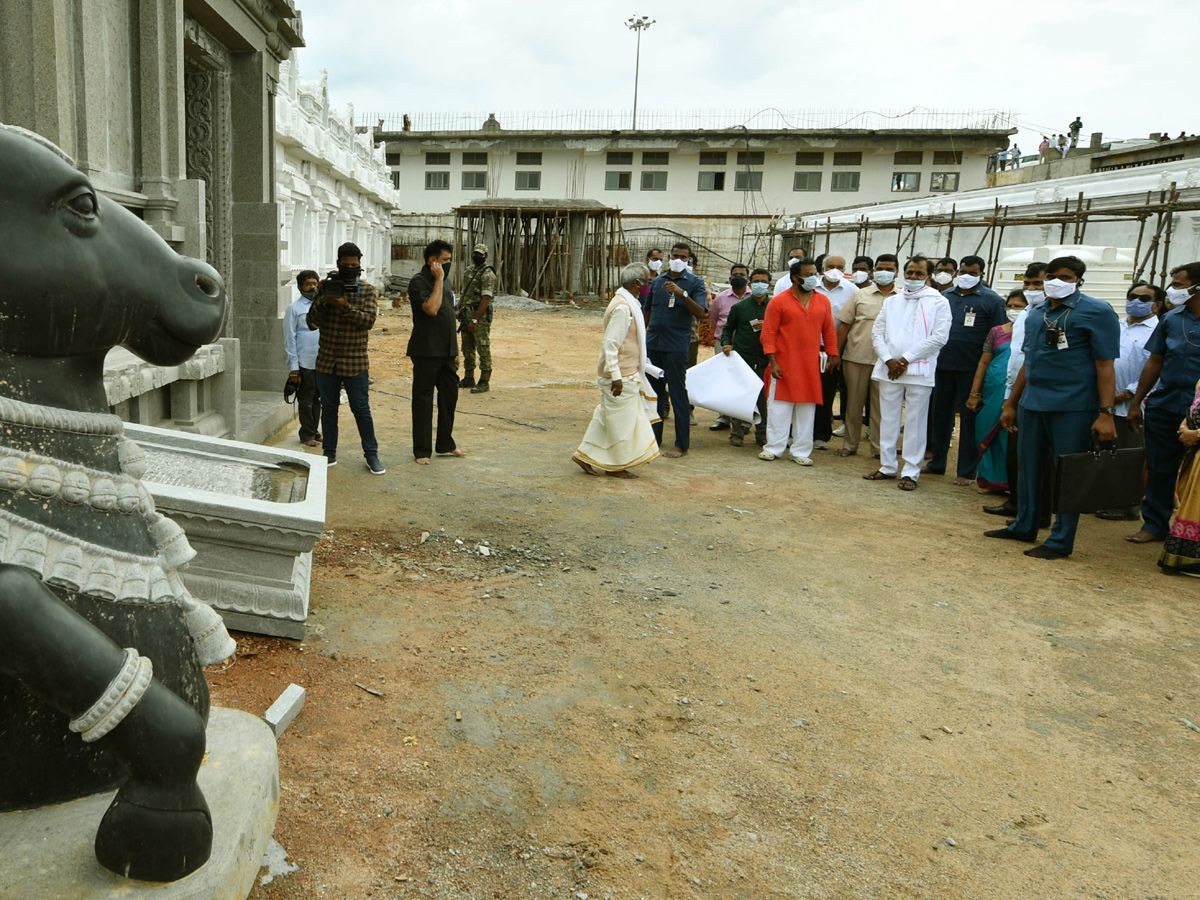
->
[0, 124, 226, 412]
[0, 124, 232, 882]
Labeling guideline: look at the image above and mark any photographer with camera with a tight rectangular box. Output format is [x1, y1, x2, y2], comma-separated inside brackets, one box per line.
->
[306, 242, 385, 475]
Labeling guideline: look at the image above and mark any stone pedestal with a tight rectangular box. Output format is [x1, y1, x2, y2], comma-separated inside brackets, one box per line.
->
[0, 708, 279, 899]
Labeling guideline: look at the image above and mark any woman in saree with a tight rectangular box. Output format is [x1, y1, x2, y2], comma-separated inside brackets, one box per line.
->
[1159, 378, 1200, 575]
[967, 290, 1028, 492]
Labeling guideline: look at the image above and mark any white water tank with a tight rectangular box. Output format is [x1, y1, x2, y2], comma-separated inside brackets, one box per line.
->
[995, 245, 1135, 309]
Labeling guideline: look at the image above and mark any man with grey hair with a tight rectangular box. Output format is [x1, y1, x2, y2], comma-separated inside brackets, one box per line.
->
[574, 263, 661, 477]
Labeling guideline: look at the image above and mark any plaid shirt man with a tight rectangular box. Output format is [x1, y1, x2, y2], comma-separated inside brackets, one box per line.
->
[307, 281, 378, 375]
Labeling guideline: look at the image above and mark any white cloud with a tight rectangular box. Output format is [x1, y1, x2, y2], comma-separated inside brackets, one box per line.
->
[294, 0, 1195, 150]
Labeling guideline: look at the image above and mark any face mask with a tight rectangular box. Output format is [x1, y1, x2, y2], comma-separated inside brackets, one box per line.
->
[823, 268, 844, 284]
[301, 289, 317, 300]
[730, 275, 748, 290]
[439, 262, 452, 279]
[932, 271, 954, 286]
[750, 282, 770, 298]
[1023, 289, 1045, 306]
[1044, 278, 1076, 299]
[686, 264, 694, 274]
[1006, 308, 1024, 323]
[472, 254, 486, 266]
[648, 259, 663, 273]
[903, 279, 927, 293]
[874, 270, 896, 286]
[668, 258, 688, 274]
[338, 264, 361, 282]
[800, 275, 821, 292]
[955, 273, 981, 290]
[788, 257, 803, 268]
[1126, 298, 1155, 318]
[851, 270, 870, 285]
[1167, 286, 1194, 304]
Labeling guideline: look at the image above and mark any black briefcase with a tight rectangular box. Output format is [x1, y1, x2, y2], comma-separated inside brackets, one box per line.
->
[1053, 441, 1145, 515]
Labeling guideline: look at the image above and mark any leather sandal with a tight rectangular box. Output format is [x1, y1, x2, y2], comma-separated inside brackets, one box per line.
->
[863, 470, 896, 480]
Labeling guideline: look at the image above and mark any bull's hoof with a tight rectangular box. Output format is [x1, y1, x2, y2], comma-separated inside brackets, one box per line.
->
[94, 780, 212, 882]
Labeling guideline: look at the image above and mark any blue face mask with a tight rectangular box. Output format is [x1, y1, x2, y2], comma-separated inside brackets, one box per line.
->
[1126, 298, 1155, 318]
[750, 282, 770, 298]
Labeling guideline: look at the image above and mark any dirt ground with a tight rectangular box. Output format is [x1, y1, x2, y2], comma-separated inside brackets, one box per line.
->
[210, 304, 1200, 900]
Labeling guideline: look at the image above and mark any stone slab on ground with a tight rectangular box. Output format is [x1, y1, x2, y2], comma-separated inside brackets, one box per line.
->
[0, 707, 278, 900]
[263, 683, 306, 737]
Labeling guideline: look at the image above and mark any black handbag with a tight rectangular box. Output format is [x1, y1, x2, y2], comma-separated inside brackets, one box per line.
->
[1053, 439, 1145, 514]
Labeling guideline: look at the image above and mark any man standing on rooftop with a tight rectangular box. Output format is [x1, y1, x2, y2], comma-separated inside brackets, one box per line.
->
[644, 242, 708, 457]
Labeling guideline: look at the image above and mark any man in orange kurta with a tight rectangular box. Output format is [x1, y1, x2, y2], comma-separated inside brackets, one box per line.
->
[759, 259, 840, 465]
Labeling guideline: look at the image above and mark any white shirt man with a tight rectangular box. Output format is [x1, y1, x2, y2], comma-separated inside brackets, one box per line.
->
[1114, 310, 1157, 417]
[774, 250, 805, 297]
[865, 267, 952, 488]
[817, 256, 858, 319]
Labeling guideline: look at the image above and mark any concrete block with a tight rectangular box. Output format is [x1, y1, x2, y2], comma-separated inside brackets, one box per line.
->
[0, 707, 279, 900]
[263, 683, 306, 736]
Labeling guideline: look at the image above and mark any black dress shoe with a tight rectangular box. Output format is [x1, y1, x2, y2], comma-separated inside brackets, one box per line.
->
[983, 502, 1017, 516]
[985, 527, 1037, 542]
[709, 421, 730, 431]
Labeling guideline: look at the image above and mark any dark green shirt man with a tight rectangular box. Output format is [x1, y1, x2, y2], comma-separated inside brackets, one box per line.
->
[718, 270, 773, 444]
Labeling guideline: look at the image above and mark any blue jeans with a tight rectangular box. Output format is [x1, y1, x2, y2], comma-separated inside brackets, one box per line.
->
[1008, 407, 1095, 554]
[316, 370, 378, 460]
[1141, 404, 1187, 538]
[648, 349, 691, 451]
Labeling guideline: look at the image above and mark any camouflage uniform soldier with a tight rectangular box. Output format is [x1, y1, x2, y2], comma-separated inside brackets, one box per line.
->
[459, 241, 497, 393]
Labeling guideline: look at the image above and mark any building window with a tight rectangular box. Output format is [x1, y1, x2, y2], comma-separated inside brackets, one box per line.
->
[642, 151, 669, 166]
[425, 171, 450, 190]
[831, 172, 860, 192]
[734, 171, 763, 191]
[737, 150, 765, 166]
[933, 150, 963, 165]
[833, 151, 862, 166]
[641, 171, 668, 191]
[462, 151, 488, 166]
[605, 171, 632, 191]
[894, 150, 923, 165]
[515, 171, 541, 190]
[793, 171, 822, 191]
[516, 152, 542, 166]
[697, 171, 726, 191]
[699, 151, 727, 165]
[425, 152, 450, 166]
[930, 172, 960, 192]
[795, 151, 824, 166]
[891, 172, 921, 192]
[606, 151, 633, 166]
[391, 171, 400, 189]
[385, 151, 400, 166]
[462, 171, 487, 190]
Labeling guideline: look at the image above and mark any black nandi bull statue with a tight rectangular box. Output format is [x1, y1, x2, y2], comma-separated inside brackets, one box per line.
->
[0, 123, 235, 881]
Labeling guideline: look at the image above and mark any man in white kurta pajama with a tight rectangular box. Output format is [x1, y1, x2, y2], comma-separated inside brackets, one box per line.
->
[865, 259, 952, 490]
[574, 265, 661, 478]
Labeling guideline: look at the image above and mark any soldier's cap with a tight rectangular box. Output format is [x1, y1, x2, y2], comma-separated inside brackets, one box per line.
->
[472, 242, 489, 256]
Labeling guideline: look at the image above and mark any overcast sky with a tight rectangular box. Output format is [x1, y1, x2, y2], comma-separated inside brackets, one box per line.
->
[294, 0, 1191, 152]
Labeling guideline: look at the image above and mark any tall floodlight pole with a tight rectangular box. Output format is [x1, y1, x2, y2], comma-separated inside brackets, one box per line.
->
[625, 15, 655, 130]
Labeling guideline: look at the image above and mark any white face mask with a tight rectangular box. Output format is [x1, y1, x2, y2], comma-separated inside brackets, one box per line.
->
[1167, 286, 1194, 304]
[685, 264, 694, 274]
[1023, 289, 1045, 306]
[823, 268, 844, 284]
[800, 274, 821, 292]
[789, 257, 803, 268]
[1044, 278, 1077, 299]
[955, 273, 981, 290]
[874, 270, 896, 286]
[668, 258, 687, 274]
[903, 279, 927, 293]
[1006, 308, 1024, 323]
[648, 259, 663, 273]
[851, 270, 870, 285]
[932, 271, 953, 286]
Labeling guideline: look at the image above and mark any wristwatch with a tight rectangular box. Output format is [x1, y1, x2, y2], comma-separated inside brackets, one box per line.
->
[1099, 405, 1116, 415]
[471, 318, 478, 324]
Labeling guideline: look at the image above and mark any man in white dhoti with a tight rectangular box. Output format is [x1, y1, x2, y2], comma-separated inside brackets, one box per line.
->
[863, 256, 952, 491]
[573, 263, 661, 479]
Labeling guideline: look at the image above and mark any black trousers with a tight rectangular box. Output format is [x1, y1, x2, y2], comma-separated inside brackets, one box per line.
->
[297, 367, 322, 442]
[813, 367, 838, 443]
[411, 356, 459, 458]
[929, 368, 979, 477]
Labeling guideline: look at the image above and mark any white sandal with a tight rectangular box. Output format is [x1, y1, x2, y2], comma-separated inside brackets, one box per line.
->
[758, 450, 776, 461]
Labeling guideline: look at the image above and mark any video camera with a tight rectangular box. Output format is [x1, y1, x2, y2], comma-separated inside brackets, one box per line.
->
[321, 271, 345, 300]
